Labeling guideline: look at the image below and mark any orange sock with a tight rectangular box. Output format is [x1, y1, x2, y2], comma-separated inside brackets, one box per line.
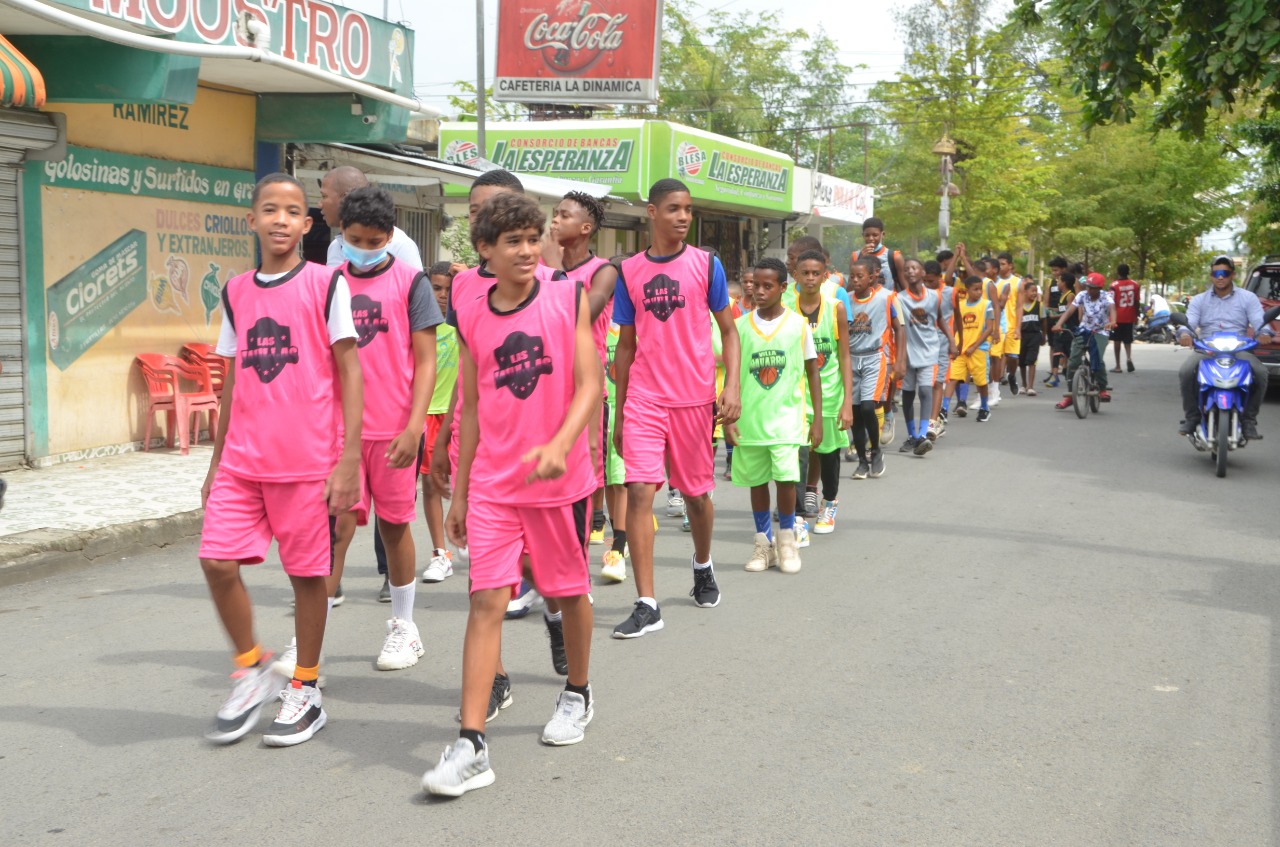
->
[234, 645, 262, 668]
[293, 664, 319, 683]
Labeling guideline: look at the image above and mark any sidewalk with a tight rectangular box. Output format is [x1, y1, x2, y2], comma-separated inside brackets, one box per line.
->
[0, 446, 210, 586]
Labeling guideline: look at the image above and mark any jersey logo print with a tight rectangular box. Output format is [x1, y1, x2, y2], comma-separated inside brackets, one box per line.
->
[750, 349, 786, 390]
[909, 307, 929, 325]
[493, 331, 553, 399]
[813, 335, 835, 371]
[641, 273, 687, 321]
[351, 294, 389, 348]
[242, 317, 299, 383]
[849, 312, 872, 337]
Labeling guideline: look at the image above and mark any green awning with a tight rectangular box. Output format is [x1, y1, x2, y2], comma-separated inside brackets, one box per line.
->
[0, 34, 45, 109]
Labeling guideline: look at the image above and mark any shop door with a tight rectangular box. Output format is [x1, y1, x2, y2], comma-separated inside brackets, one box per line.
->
[0, 112, 57, 468]
[397, 207, 437, 267]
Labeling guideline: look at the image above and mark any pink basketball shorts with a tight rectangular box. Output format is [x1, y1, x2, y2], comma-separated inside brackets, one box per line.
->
[465, 497, 591, 598]
[199, 470, 333, 578]
[621, 395, 715, 497]
[351, 438, 418, 526]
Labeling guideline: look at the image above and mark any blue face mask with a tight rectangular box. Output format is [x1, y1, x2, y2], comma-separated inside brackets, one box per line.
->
[342, 240, 389, 270]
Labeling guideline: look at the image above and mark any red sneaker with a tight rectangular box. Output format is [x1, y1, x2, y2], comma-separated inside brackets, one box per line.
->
[1099, 390, 1112, 402]
[1055, 397, 1072, 410]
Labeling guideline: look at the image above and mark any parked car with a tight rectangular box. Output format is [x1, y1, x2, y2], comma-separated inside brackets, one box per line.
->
[1241, 255, 1280, 376]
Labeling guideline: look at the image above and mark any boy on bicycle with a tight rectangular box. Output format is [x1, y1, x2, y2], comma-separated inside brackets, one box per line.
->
[1052, 272, 1116, 409]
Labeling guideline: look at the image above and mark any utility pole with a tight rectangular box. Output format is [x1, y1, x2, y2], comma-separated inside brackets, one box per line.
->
[476, 0, 486, 159]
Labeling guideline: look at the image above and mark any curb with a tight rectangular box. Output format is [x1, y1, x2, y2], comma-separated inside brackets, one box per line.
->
[0, 509, 204, 588]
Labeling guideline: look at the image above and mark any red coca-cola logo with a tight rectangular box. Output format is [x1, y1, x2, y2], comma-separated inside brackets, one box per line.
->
[524, 0, 628, 74]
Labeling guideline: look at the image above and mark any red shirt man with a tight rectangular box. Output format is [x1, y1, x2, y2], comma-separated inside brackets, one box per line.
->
[1110, 263, 1141, 371]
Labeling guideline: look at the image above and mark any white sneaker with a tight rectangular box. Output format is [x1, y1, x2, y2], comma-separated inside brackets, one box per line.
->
[795, 518, 811, 548]
[262, 680, 326, 747]
[990, 383, 1002, 406]
[206, 654, 286, 744]
[422, 549, 453, 583]
[777, 528, 802, 574]
[422, 738, 494, 797]
[666, 489, 685, 517]
[270, 637, 326, 689]
[745, 532, 778, 572]
[376, 618, 424, 670]
[541, 689, 594, 746]
[600, 549, 627, 583]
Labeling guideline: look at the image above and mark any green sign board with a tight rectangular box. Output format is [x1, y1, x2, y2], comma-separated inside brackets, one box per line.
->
[36, 145, 255, 205]
[50, 0, 413, 96]
[650, 123, 793, 214]
[439, 122, 646, 196]
[46, 229, 147, 371]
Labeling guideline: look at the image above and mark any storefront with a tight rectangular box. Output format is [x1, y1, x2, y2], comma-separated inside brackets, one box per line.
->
[0, 0, 439, 466]
[438, 120, 799, 275]
[795, 170, 875, 270]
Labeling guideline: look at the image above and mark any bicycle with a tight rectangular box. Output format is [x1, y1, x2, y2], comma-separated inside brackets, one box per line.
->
[1070, 328, 1106, 419]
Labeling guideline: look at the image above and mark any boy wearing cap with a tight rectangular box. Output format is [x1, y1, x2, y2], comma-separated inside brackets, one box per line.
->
[1052, 272, 1116, 409]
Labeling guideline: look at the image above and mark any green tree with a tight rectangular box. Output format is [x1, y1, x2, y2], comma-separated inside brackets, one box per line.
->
[1014, 0, 1280, 135]
[1235, 115, 1280, 258]
[446, 81, 526, 122]
[441, 216, 477, 267]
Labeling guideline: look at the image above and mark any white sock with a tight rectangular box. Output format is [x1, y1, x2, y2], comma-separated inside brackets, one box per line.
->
[638, 596, 658, 610]
[544, 610, 562, 624]
[390, 581, 415, 624]
[692, 558, 712, 570]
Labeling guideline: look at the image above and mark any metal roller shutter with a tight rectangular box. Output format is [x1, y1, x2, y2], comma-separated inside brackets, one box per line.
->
[0, 112, 57, 468]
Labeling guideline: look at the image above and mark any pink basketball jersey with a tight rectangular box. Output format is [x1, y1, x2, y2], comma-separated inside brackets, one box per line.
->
[559, 254, 613, 363]
[619, 245, 717, 407]
[220, 262, 344, 482]
[454, 278, 594, 507]
[344, 257, 425, 439]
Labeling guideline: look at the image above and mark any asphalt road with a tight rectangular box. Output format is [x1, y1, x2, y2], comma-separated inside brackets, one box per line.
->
[2, 343, 1277, 846]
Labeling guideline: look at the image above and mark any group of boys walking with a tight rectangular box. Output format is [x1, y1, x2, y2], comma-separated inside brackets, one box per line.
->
[194, 166, 1125, 799]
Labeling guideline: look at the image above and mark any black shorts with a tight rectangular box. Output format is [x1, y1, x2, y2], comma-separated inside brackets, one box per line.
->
[1051, 330, 1073, 359]
[1112, 322, 1134, 344]
[1020, 332, 1043, 366]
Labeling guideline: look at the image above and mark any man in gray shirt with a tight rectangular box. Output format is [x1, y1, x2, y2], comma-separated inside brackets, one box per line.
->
[322, 165, 423, 272]
[1176, 256, 1273, 438]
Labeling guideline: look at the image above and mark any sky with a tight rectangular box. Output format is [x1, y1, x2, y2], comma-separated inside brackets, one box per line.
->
[339, 0, 908, 117]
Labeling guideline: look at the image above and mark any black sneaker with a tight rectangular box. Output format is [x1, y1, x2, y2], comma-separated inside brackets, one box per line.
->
[1009, 377, 1020, 396]
[1178, 418, 1200, 436]
[487, 674, 512, 721]
[976, 408, 992, 422]
[801, 488, 819, 518]
[898, 437, 918, 453]
[1127, 360, 1135, 373]
[852, 459, 870, 480]
[612, 600, 664, 639]
[546, 616, 568, 676]
[869, 449, 886, 478]
[1243, 419, 1261, 440]
[378, 576, 391, 603]
[954, 403, 968, 418]
[690, 565, 721, 608]
[262, 680, 326, 747]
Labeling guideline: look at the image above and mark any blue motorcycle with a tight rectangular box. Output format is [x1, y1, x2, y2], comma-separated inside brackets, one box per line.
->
[1187, 331, 1258, 477]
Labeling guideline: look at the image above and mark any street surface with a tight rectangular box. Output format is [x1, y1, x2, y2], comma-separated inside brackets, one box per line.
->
[1, 344, 1276, 846]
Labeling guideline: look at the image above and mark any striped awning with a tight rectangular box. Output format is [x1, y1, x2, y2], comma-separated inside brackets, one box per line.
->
[0, 35, 44, 109]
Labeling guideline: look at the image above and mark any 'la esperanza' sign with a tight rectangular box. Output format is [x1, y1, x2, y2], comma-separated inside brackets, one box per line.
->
[494, 0, 664, 105]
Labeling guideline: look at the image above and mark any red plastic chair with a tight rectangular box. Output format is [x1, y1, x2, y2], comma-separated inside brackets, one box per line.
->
[182, 342, 227, 401]
[135, 354, 221, 455]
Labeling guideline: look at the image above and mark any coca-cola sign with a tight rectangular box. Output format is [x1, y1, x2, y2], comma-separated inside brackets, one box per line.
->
[495, 0, 664, 106]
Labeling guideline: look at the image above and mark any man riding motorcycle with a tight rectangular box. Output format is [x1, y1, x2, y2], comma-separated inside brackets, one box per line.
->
[1176, 256, 1273, 439]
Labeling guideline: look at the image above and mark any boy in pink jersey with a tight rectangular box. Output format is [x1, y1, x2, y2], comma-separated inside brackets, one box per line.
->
[611, 179, 742, 639]
[325, 186, 441, 673]
[199, 173, 363, 747]
[550, 190, 618, 547]
[422, 192, 601, 797]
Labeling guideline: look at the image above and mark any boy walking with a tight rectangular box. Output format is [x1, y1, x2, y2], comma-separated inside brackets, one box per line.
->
[611, 179, 741, 638]
[898, 257, 950, 455]
[945, 275, 995, 422]
[423, 192, 601, 796]
[847, 257, 903, 479]
[792, 249, 852, 533]
[729, 258, 822, 573]
[421, 262, 459, 583]
[1111, 264, 1140, 373]
[200, 173, 363, 746]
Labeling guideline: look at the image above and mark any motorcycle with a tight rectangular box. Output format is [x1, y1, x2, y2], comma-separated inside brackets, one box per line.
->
[1136, 313, 1174, 343]
[1181, 305, 1280, 477]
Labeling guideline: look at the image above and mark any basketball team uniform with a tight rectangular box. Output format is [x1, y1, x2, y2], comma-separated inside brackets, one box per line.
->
[936, 284, 955, 385]
[344, 257, 443, 525]
[558, 253, 614, 487]
[446, 262, 564, 474]
[201, 261, 356, 576]
[998, 276, 1021, 358]
[603, 322, 626, 487]
[900, 286, 942, 391]
[794, 296, 846, 454]
[846, 287, 897, 402]
[730, 309, 817, 487]
[452, 278, 595, 598]
[949, 295, 994, 386]
[613, 244, 729, 498]
[419, 321, 458, 474]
